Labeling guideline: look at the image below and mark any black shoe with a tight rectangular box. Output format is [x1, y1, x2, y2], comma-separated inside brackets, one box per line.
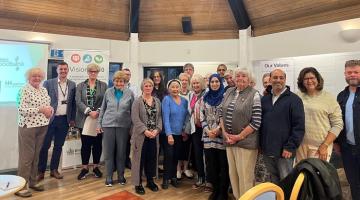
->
[93, 167, 102, 178]
[161, 179, 169, 189]
[216, 193, 228, 200]
[146, 181, 159, 192]
[77, 168, 89, 180]
[170, 178, 179, 188]
[118, 176, 126, 185]
[135, 185, 145, 195]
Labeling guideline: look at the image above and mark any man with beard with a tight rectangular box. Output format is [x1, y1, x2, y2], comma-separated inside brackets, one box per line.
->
[260, 69, 305, 184]
[337, 60, 360, 200]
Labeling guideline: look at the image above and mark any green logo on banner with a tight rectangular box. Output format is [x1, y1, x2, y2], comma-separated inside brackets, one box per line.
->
[94, 55, 103, 64]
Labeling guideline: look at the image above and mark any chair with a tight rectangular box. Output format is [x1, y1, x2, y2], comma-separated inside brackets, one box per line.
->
[239, 182, 284, 200]
[289, 172, 305, 200]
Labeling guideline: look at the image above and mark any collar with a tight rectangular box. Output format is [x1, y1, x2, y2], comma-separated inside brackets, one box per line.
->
[57, 78, 67, 84]
[272, 87, 287, 97]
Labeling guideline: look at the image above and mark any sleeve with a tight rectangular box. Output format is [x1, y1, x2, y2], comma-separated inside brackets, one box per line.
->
[131, 98, 147, 135]
[75, 83, 90, 114]
[249, 92, 262, 130]
[183, 99, 191, 134]
[156, 99, 163, 133]
[162, 96, 173, 136]
[328, 95, 344, 136]
[70, 84, 77, 121]
[200, 99, 209, 133]
[97, 90, 108, 128]
[43, 80, 50, 94]
[283, 96, 305, 152]
[18, 87, 40, 116]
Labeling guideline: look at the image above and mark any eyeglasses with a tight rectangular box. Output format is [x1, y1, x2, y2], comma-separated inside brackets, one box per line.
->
[217, 69, 226, 71]
[88, 70, 99, 74]
[303, 77, 316, 81]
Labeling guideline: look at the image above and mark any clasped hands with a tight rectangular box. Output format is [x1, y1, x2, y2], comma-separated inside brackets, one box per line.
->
[223, 131, 245, 145]
[39, 106, 54, 119]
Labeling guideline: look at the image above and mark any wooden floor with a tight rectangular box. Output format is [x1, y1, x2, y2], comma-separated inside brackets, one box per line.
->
[2, 167, 233, 200]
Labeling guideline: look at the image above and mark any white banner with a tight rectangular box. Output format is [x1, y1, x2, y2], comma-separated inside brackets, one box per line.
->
[64, 50, 109, 85]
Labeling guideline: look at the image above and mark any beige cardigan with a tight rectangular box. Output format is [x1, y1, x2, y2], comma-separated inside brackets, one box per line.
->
[130, 96, 162, 186]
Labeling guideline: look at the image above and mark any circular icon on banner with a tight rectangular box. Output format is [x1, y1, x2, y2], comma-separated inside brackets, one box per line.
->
[94, 55, 103, 64]
[83, 54, 92, 63]
[71, 54, 81, 63]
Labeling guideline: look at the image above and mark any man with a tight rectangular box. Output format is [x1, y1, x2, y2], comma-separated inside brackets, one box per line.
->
[216, 64, 227, 78]
[183, 63, 194, 78]
[224, 69, 235, 92]
[337, 60, 360, 200]
[262, 73, 271, 95]
[122, 68, 140, 97]
[260, 69, 305, 184]
[38, 61, 76, 180]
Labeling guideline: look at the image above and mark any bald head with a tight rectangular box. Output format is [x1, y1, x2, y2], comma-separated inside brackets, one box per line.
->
[270, 69, 286, 78]
[270, 69, 286, 94]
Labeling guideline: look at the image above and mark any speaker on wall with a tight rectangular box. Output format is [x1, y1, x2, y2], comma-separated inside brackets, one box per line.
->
[182, 16, 192, 34]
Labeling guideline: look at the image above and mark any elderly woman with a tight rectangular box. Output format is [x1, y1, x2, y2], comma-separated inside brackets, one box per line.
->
[296, 67, 343, 162]
[177, 72, 193, 179]
[76, 63, 107, 180]
[16, 67, 53, 197]
[131, 78, 162, 195]
[219, 68, 261, 199]
[187, 74, 207, 188]
[183, 63, 195, 78]
[161, 79, 189, 189]
[96, 71, 134, 186]
[200, 73, 229, 200]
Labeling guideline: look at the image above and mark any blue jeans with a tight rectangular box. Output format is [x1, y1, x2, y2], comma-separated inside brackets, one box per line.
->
[38, 116, 69, 172]
[341, 143, 360, 200]
[263, 155, 294, 184]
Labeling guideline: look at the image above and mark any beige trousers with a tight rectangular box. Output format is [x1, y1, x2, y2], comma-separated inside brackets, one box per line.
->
[17, 125, 48, 186]
[296, 143, 333, 162]
[226, 146, 258, 199]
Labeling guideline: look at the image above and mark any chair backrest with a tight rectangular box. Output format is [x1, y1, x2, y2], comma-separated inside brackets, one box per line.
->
[289, 172, 305, 200]
[239, 182, 284, 200]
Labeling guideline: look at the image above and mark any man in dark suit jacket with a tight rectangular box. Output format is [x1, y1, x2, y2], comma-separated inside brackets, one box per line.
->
[38, 61, 76, 180]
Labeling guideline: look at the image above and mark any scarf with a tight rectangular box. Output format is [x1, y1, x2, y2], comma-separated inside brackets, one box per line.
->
[203, 74, 224, 106]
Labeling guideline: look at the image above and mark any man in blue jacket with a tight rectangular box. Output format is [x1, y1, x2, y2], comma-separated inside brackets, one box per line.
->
[260, 68, 305, 184]
[337, 60, 360, 200]
[38, 61, 76, 180]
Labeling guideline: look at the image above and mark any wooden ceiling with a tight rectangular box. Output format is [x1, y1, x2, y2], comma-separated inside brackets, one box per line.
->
[1, 0, 360, 41]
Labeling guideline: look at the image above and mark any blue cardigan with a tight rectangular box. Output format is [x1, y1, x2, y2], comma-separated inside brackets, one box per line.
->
[162, 95, 189, 136]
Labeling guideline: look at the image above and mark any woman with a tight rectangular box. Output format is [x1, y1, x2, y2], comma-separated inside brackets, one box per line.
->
[97, 71, 134, 186]
[219, 68, 261, 199]
[200, 74, 229, 200]
[16, 67, 53, 197]
[75, 63, 107, 180]
[177, 72, 193, 179]
[150, 70, 167, 101]
[161, 79, 189, 189]
[296, 67, 343, 162]
[131, 78, 162, 195]
[187, 74, 207, 188]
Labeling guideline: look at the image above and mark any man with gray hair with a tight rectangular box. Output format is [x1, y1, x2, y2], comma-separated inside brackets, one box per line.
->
[260, 68, 305, 184]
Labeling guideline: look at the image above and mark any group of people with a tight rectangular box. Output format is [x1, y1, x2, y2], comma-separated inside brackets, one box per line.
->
[15, 60, 360, 200]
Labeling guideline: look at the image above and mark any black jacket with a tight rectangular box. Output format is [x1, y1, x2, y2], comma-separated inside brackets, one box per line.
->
[279, 158, 342, 200]
[260, 86, 305, 157]
[336, 86, 360, 147]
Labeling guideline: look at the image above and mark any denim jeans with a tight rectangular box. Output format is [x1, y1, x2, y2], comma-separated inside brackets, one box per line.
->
[341, 143, 360, 200]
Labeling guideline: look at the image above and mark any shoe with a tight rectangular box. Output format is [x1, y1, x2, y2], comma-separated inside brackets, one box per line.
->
[216, 193, 228, 200]
[93, 167, 103, 178]
[50, 170, 63, 179]
[37, 172, 44, 182]
[135, 185, 145, 195]
[29, 184, 44, 192]
[192, 176, 205, 189]
[146, 181, 159, 192]
[184, 169, 194, 179]
[15, 189, 32, 198]
[105, 177, 113, 187]
[204, 183, 213, 193]
[176, 170, 182, 179]
[118, 176, 126, 185]
[170, 178, 179, 188]
[77, 168, 89, 180]
[161, 179, 169, 189]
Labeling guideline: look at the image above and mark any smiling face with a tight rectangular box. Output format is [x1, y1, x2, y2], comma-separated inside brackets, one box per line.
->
[184, 66, 194, 77]
[87, 68, 99, 80]
[270, 69, 286, 92]
[303, 72, 318, 93]
[57, 64, 69, 80]
[153, 72, 162, 85]
[210, 77, 220, 91]
[345, 65, 360, 87]
[179, 75, 189, 90]
[168, 81, 180, 96]
[217, 65, 227, 77]
[191, 79, 201, 93]
[113, 78, 125, 90]
[29, 70, 44, 89]
[142, 81, 154, 95]
[235, 72, 250, 90]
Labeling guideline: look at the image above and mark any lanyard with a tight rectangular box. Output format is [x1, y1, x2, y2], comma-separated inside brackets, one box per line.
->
[58, 81, 68, 99]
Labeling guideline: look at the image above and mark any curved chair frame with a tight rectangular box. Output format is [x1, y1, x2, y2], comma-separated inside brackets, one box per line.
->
[239, 182, 284, 200]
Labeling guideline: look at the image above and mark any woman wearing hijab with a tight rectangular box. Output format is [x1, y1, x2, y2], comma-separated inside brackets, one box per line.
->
[200, 74, 229, 200]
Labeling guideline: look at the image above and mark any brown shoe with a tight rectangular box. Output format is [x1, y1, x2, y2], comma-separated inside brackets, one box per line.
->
[15, 189, 32, 197]
[50, 170, 63, 179]
[37, 172, 44, 182]
[29, 184, 44, 192]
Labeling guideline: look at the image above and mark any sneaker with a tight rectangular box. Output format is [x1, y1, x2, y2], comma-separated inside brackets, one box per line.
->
[176, 170, 182, 179]
[184, 169, 194, 179]
[77, 168, 89, 180]
[118, 176, 126, 185]
[105, 177, 113, 187]
[93, 167, 103, 178]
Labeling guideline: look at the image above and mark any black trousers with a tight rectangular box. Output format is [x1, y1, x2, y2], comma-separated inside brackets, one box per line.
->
[163, 135, 182, 181]
[204, 148, 229, 199]
[341, 143, 360, 200]
[80, 133, 103, 165]
[192, 126, 205, 178]
[139, 137, 157, 184]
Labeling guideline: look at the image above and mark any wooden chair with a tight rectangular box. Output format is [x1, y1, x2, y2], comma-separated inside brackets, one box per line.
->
[289, 172, 305, 200]
[239, 182, 284, 200]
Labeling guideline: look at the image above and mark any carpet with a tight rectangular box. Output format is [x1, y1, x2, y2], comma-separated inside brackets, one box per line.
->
[98, 190, 144, 200]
